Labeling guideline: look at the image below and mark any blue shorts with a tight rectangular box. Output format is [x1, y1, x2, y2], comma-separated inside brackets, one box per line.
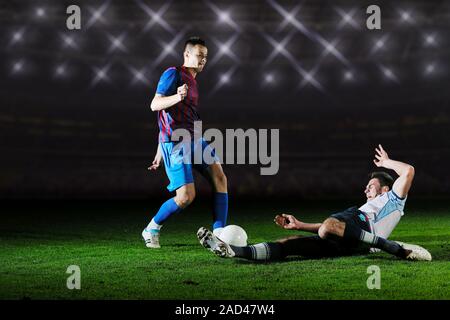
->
[160, 138, 219, 192]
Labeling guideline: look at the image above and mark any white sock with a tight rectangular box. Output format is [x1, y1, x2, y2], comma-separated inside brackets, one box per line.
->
[146, 219, 162, 232]
[250, 243, 270, 260]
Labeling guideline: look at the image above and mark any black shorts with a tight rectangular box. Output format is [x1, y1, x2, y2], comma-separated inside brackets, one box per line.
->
[330, 206, 371, 233]
[328, 206, 372, 254]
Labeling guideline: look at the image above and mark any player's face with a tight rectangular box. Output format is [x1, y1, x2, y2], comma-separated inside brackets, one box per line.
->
[364, 178, 382, 201]
[186, 45, 208, 72]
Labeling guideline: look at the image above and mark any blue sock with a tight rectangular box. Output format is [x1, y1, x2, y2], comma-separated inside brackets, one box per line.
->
[212, 192, 228, 229]
[153, 198, 182, 225]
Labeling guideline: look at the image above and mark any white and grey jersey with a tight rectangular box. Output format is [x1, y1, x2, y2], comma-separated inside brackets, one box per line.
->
[358, 190, 407, 239]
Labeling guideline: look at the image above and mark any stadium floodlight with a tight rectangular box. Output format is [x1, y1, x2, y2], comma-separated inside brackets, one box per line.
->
[210, 67, 237, 94]
[262, 32, 324, 92]
[264, 73, 274, 84]
[325, 41, 338, 54]
[219, 43, 231, 55]
[275, 42, 284, 53]
[268, 0, 350, 66]
[400, 10, 412, 23]
[300, 71, 316, 87]
[383, 68, 393, 78]
[153, 30, 186, 66]
[336, 8, 359, 29]
[164, 43, 175, 54]
[11, 60, 25, 74]
[343, 70, 354, 81]
[135, 0, 175, 34]
[108, 33, 127, 53]
[379, 65, 399, 83]
[376, 39, 385, 49]
[12, 31, 23, 42]
[91, 64, 111, 86]
[262, 31, 295, 65]
[370, 35, 389, 55]
[424, 33, 437, 47]
[205, 1, 240, 32]
[86, 1, 110, 29]
[218, 11, 230, 23]
[284, 12, 295, 24]
[296, 66, 323, 92]
[13, 61, 24, 72]
[220, 73, 230, 84]
[277, 4, 301, 31]
[35, 7, 46, 18]
[343, 14, 352, 23]
[10, 29, 25, 45]
[209, 34, 240, 66]
[425, 63, 435, 75]
[128, 66, 149, 85]
[60, 33, 78, 49]
[55, 64, 66, 77]
[304, 72, 312, 82]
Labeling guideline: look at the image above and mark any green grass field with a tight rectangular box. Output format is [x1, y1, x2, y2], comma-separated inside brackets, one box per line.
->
[0, 199, 449, 300]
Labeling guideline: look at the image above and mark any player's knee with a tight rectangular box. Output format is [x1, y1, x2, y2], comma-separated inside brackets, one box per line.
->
[215, 172, 227, 189]
[176, 190, 196, 208]
[318, 225, 329, 239]
[318, 219, 336, 239]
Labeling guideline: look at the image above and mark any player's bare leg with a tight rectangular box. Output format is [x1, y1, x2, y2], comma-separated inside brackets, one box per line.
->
[206, 162, 228, 193]
[174, 183, 196, 209]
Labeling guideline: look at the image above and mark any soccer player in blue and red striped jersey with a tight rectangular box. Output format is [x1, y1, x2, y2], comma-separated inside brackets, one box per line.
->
[142, 37, 228, 248]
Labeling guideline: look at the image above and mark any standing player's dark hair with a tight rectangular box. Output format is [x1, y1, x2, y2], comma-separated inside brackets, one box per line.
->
[184, 36, 206, 51]
[369, 171, 394, 190]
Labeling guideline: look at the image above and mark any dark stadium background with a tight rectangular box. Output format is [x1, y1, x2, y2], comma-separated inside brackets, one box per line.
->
[1, 0, 449, 201]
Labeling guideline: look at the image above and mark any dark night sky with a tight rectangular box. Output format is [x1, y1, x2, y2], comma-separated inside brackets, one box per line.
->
[1, 0, 449, 199]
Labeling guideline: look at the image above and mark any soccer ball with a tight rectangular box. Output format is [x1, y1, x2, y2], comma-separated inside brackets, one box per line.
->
[218, 225, 248, 247]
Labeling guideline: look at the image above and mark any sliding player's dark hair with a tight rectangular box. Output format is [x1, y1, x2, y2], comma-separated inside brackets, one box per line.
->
[184, 36, 206, 51]
[369, 171, 394, 190]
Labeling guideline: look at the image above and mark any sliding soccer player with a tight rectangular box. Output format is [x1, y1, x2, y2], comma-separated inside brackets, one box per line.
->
[198, 145, 431, 261]
[142, 37, 228, 248]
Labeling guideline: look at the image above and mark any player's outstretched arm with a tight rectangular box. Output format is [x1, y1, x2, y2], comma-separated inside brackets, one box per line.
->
[373, 144, 415, 198]
[274, 214, 322, 233]
[150, 84, 188, 111]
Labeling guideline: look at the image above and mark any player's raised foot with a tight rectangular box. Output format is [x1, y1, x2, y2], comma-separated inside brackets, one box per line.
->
[142, 229, 161, 249]
[197, 227, 235, 258]
[396, 241, 432, 261]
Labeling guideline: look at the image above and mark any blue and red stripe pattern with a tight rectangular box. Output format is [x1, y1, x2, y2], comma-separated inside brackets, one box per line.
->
[155, 66, 200, 142]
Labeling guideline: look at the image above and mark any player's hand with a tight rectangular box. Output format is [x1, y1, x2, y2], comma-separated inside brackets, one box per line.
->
[373, 144, 390, 167]
[177, 84, 188, 101]
[148, 154, 162, 171]
[274, 214, 302, 230]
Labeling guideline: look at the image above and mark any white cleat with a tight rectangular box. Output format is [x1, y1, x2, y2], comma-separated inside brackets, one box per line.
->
[396, 241, 432, 261]
[142, 229, 161, 249]
[197, 227, 235, 258]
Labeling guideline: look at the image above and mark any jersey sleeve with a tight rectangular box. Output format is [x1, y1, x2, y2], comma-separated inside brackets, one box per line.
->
[387, 190, 407, 211]
[156, 68, 180, 96]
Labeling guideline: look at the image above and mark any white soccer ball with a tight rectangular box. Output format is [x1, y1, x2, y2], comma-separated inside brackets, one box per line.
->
[219, 225, 248, 247]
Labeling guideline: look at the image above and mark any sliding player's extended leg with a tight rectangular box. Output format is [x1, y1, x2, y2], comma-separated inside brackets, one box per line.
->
[197, 229, 345, 260]
[318, 217, 425, 259]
